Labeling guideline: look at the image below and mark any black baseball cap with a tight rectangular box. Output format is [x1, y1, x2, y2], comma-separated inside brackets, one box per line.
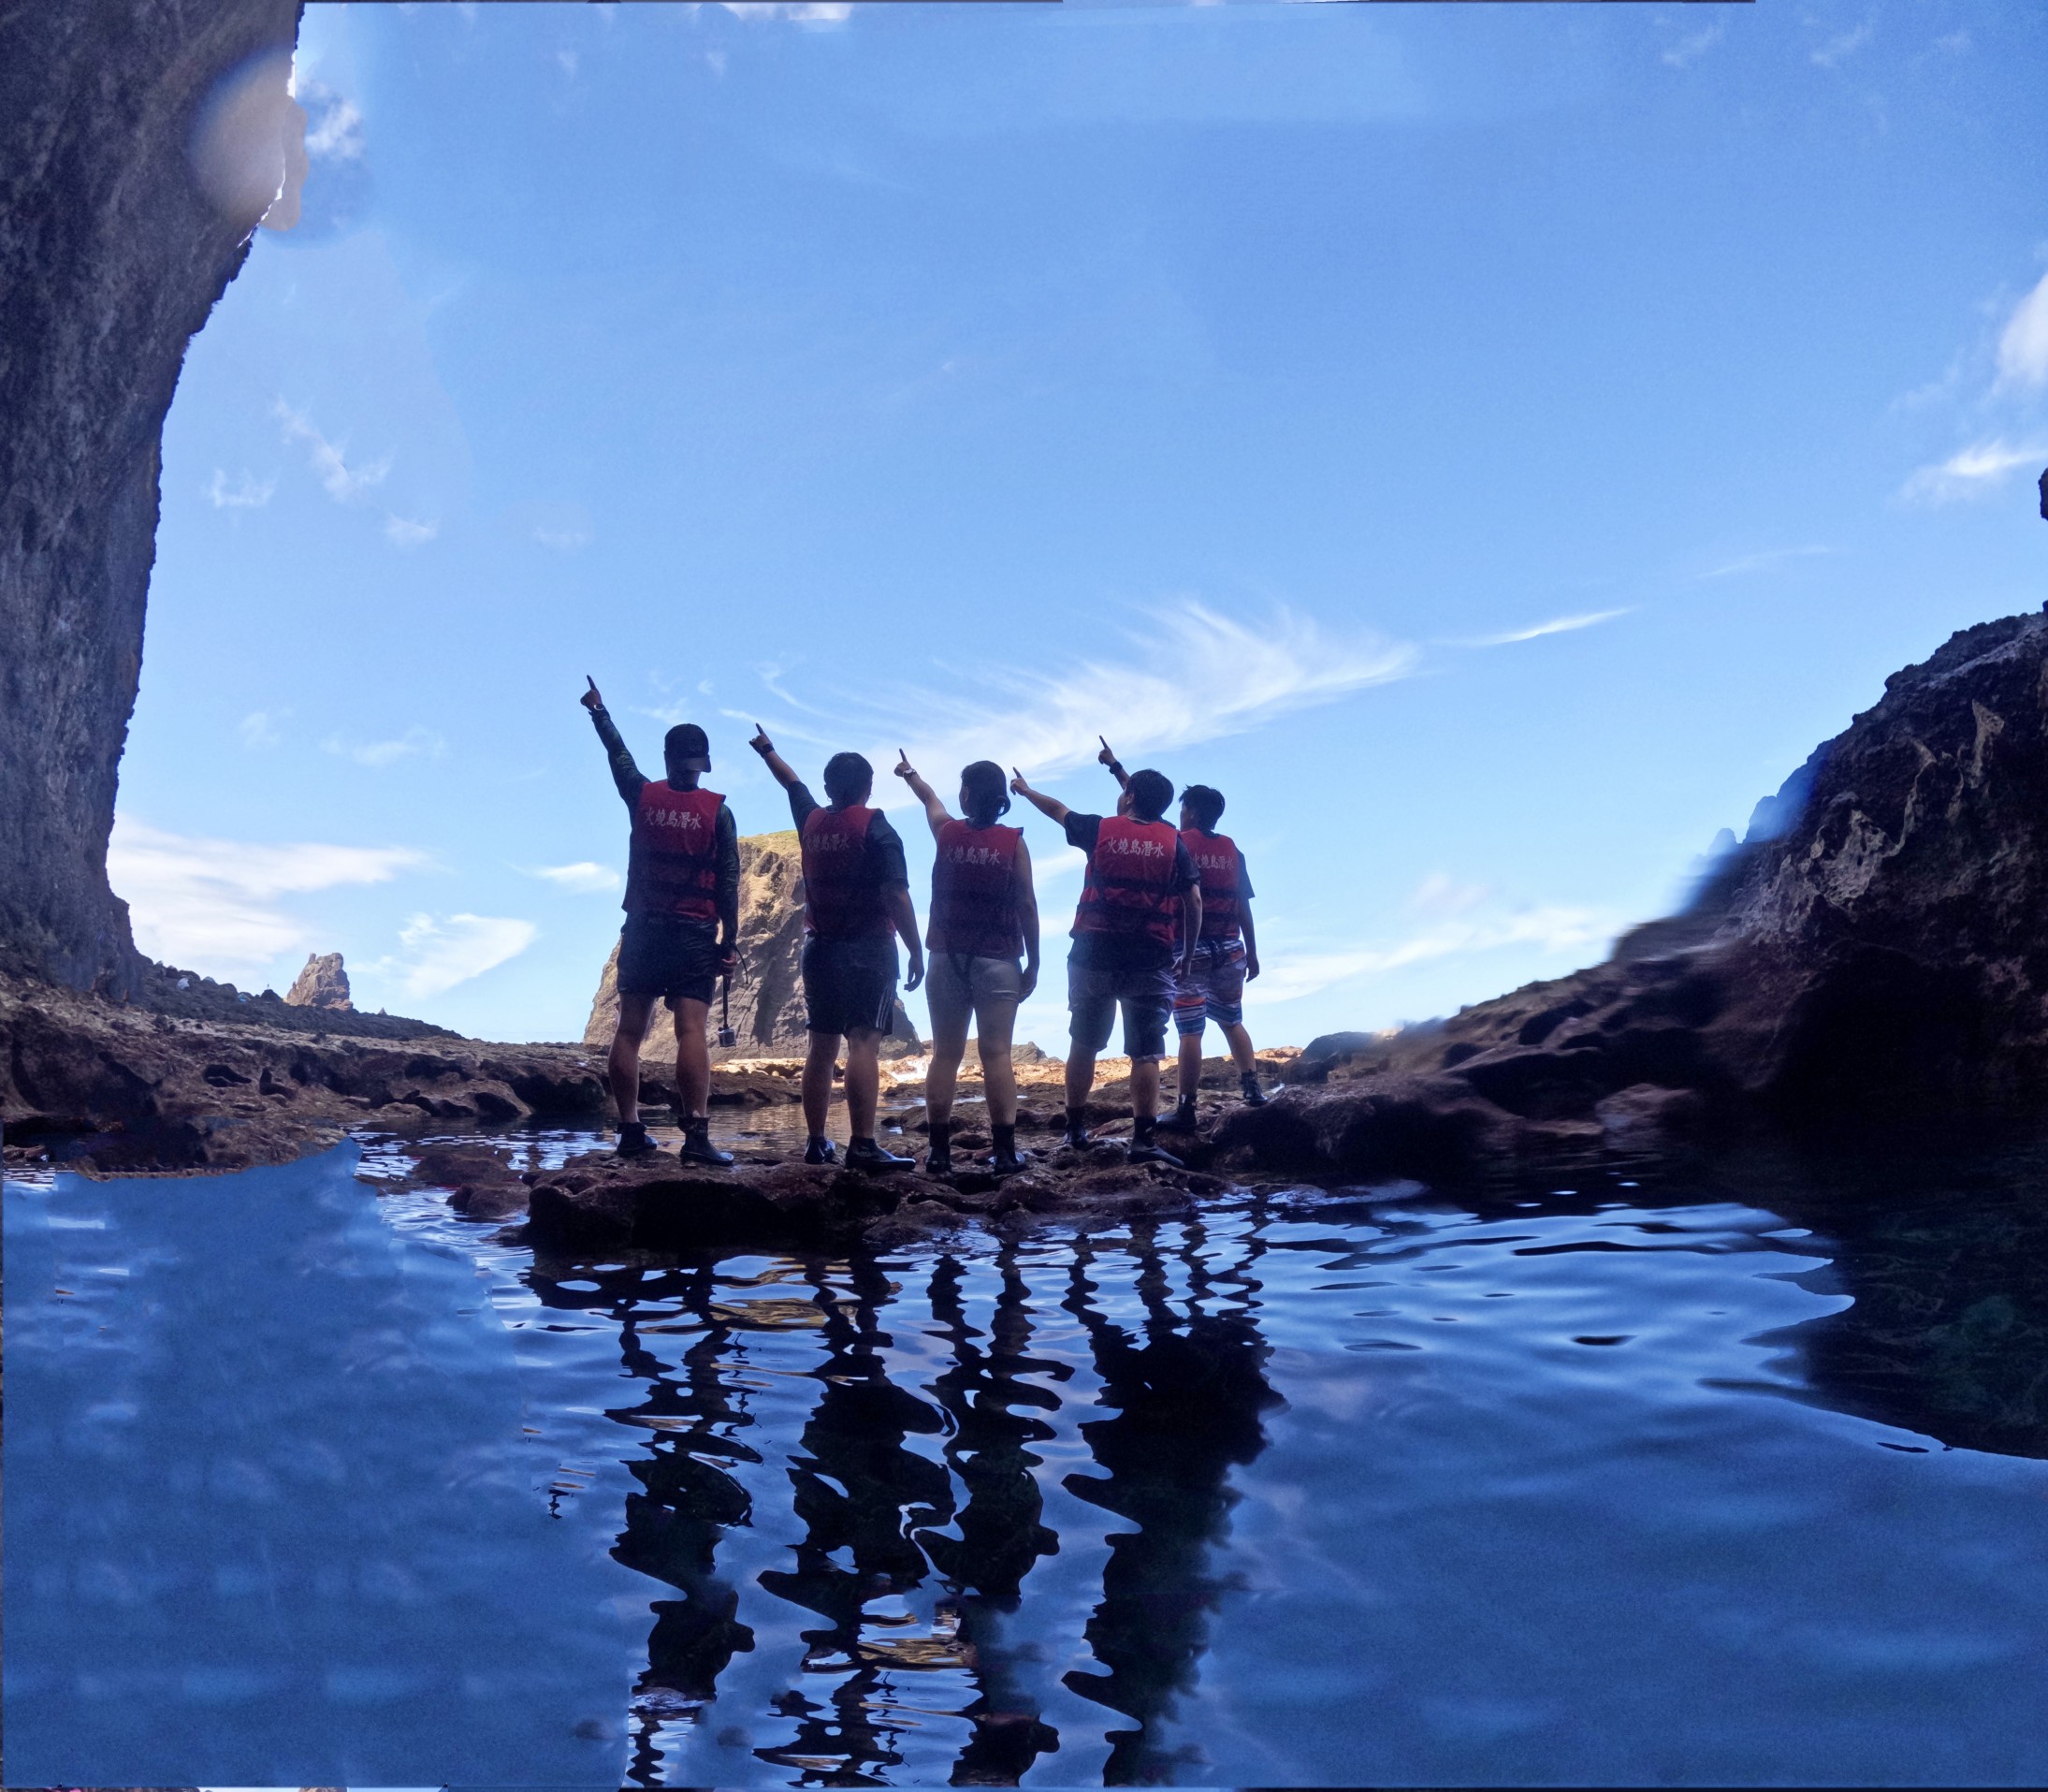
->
[664, 723, 711, 773]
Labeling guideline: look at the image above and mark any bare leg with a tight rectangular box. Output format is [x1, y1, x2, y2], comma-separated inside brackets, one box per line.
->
[1220, 1019, 1259, 1077]
[844, 1027, 883, 1137]
[1175, 1027, 1204, 1103]
[1130, 1056, 1162, 1123]
[672, 997, 712, 1119]
[975, 990, 1021, 1128]
[926, 1022, 968, 1129]
[609, 993, 657, 1125]
[1064, 1048, 1097, 1114]
[803, 1031, 840, 1139]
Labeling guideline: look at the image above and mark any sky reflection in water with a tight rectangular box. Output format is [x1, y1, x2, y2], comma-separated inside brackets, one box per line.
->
[9, 1130, 2048, 1785]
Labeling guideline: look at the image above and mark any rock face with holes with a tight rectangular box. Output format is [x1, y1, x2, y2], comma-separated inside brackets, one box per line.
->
[1220, 606, 2048, 1181]
[584, 829, 921, 1060]
[1, 0, 305, 994]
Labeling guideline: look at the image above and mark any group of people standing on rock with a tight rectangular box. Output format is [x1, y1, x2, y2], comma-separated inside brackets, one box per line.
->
[581, 678, 1265, 1175]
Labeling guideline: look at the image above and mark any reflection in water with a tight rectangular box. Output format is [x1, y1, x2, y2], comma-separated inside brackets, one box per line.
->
[524, 1207, 1282, 1786]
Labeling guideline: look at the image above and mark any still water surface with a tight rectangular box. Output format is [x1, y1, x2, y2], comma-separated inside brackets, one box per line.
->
[8, 1124, 2048, 1785]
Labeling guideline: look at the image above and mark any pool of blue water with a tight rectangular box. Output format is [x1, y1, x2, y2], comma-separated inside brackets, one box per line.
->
[8, 1128, 2048, 1785]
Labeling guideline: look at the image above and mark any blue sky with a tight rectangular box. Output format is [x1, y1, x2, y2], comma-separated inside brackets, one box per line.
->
[121, 0, 2048, 1049]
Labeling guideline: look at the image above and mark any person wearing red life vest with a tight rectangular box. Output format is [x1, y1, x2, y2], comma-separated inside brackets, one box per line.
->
[749, 725, 925, 1170]
[581, 677, 739, 1165]
[1009, 763, 1200, 1166]
[1097, 743, 1268, 1126]
[893, 751, 1041, 1176]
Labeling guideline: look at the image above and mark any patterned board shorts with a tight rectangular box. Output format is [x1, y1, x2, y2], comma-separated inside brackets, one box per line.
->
[1173, 937, 1248, 1035]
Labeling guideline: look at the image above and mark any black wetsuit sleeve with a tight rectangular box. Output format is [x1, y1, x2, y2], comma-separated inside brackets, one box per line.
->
[1170, 838, 1198, 892]
[716, 801, 741, 925]
[589, 706, 646, 805]
[787, 782, 821, 831]
[866, 811, 910, 888]
[1063, 812, 1102, 856]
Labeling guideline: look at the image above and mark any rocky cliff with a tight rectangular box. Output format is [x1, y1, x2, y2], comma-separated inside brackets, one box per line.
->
[1, 0, 304, 994]
[584, 830, 921, 1059]
[1225, 604, 2048, 1181]
[284, 951, 353, 1011]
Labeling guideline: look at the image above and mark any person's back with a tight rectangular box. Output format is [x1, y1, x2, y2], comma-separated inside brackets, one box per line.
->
[800, 797, 892, 941]
[930, 815, 1025, 958]
[1164, 784, 1265, 1127]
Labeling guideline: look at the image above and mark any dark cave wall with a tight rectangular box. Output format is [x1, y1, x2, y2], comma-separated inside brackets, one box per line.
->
[0, 0, 303, 992]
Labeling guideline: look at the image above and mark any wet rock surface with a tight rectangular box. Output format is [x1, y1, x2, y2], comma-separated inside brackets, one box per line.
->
[515, 1142, 1236, 1256]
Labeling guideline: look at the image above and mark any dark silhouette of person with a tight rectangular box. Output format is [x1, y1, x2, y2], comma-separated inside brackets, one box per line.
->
[1057, 1216, 1284, 1785]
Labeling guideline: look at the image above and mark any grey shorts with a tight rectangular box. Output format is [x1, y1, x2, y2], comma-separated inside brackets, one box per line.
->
[925, 954, 1023, 1042]
[1068, 958, 1174, 1062]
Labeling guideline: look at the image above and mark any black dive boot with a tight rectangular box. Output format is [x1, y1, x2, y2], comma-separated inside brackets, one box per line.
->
[1061, 1109, 1092, 1151]
[678, 1116, 734, 1168]
[803, 1134, 838, 1166]
[1126, 1118, 1184, 1169]
[1240, 1071, 1268, 1107]
[847, 1135, 915, 1172]
[990, 1124, 1027, 1175]
[1157, 1095, 1199, 1133]
[616, 1120, 660, 1158]
[924, 1120, 954, 1176]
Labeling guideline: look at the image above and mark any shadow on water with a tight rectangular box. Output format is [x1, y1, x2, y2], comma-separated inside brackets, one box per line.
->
[524, 1207, 1283, 1787]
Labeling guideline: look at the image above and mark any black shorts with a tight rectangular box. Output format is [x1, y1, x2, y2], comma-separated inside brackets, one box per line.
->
[617, 914, 720, 1004]
[802, 934, 899, 1038]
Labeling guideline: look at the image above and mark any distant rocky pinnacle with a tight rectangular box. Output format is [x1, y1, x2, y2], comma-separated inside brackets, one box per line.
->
[283, 952, 352, 1012]
[585, 829, 921, 1060]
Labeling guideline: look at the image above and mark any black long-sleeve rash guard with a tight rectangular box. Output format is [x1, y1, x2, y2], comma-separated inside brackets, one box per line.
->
[588, 704, 741, 920]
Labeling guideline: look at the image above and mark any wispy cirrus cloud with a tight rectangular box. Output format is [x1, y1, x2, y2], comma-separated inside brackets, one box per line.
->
[204, 469, 275, 509]
[1996, 270, 2048, 390]
[528, 861, 621, 894]
[1464, 608, 1632, 648]
[367, 912, 537, 999]
[324, 725, 446, 768]
[1661, 18, 1726, 68]
[384, 515, 439, 548]
[1698, 545, 1835, 580]
[1899, 439, 2048, 504]
[108, 817, 425, 977]
[238, 709, 287, 750]
[1246, 875, 1619, 1007]
[758, 600, 1417, 797]
[274, 399, 390, 502]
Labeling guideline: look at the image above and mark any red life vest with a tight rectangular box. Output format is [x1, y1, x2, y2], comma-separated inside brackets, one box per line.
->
[801, 803, 891, 939]
[1073, 815, 1182, 947]
[625, 783, 724, 922]
[1184, 828, 1243, 941]
[929, 820, 1024, 958]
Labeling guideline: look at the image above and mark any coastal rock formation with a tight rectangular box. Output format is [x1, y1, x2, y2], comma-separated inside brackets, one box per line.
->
[283, 952, 352, 1011]
[1219, 606, 2048, 1183]
[584, 830, 921, 1060]
[1, 0, 304, 994]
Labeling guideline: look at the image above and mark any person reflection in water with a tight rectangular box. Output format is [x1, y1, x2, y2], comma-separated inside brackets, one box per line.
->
[1060, 1214, 1283, 1785]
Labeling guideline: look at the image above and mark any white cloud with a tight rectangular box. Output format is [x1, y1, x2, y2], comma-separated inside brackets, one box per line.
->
[324, 726, 446, 768]
[706, 49, 728, 76]
[204, 469, 275, 509]
[1900, 439, 2048, 504]
[1996, 271, 2048, 390]
[384, 514, 439, 548]
[301, 84, 365, 161]
[843, 600, 1416, 797]
[238, 709, 286, 750]
[1247, 879, 1617, 1007]
[1466, 608, 1632, 648]
[1810, 20, 1872, 67]
[533, 526, 589, 550]
[719, 2, 852, 20]
[274, 400, 390, 503]
[1661, 19, 1725, 68]
[109, 817, 425, 977]
[556, 48, 580, 77]
[369, 912, 538, 998]
[1699, 545, 1835, 580]
[529, 861, 622, 894]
